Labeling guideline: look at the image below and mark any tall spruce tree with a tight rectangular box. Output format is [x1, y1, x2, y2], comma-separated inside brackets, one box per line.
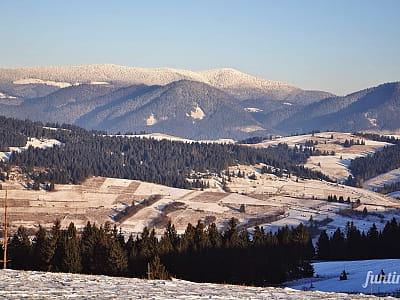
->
[31, 225, 50, 271]
[316, 230, 330, 260]
[8, 226, 31, 270]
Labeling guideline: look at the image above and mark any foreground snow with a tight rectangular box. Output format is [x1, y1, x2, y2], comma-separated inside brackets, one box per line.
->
[287, 259, 400, 296]
[0, 269, 384, 299]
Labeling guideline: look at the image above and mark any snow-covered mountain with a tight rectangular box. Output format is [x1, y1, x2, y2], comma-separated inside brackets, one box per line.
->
[3, 64, 399, 138]
[0, 64, 332, 101]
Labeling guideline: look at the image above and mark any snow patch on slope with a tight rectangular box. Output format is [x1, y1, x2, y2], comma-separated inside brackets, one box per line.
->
[146, 113, 157, 126]
[90, 81, 110, 85]
[13, 78, 74, 88]
[236, 125, 264, 133]
[364, 112, 378, 127]
[363, 168, 400, 191]
[186, 104, 205, 120]
[0, 92, 16, 99]
[0, 137, 63, 161]
[244, 107, 263, 112]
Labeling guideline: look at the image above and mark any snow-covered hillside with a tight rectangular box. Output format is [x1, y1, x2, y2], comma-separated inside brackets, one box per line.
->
[287, 259, 400, 296]
[0, 269, 388, 299]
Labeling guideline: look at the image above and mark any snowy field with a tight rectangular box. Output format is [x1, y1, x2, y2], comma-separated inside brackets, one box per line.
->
[363, 168, 400, 191]
[0, 269, 387, 299]
[110, 132, 235, 144]
[251, 132, 391, 182]
[287, 259, 400, 296]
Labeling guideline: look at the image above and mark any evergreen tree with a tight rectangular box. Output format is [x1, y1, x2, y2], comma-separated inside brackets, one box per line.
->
[223, 218, 240, 248]
[31, 225, 50, 271]
[316, 230, 330, 260]
[8, 226, 31, 270]
[252, 226, 264, 247]
[366, 223, 380, 258]
[105, 235, 128, 276]
[148, 256, 170, 280]
[52, 222, 81, 273]
[330, 228, 346, 260]
[206, 223, 222, 248]
[48, 219, 62, 270]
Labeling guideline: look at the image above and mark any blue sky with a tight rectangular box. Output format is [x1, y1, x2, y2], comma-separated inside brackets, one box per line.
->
[1, 0, 399, 95]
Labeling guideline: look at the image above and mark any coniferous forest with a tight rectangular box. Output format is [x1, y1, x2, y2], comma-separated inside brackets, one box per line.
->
[347, 133, 400, 187]
[4, 219, 314, 286]
[316, 218, 400, 261]
[0, 116, 331, 188]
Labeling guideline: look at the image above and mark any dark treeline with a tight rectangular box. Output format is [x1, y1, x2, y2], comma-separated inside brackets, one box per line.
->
[5, 219, 314, 285]
[0, 116, 101, 145]
[0, 116, 330, 188]
[316, 219, 400, 261]
[239, 136, 272, 144]
[346, 132, 400, 187]
[0, 129, 27, 151]
[261, 163, 332, 182]
[376, 182, 400, 195]
[342, 139, 365, 148]
[347, 143, 400, 186]
[354, 132, 400, 145]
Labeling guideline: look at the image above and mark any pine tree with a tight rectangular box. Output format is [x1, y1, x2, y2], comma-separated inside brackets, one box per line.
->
[148, 256, 170, 280]
[105, 236, 128, 276]
[194, 220, 210, 251]
[48, 219, 62, 271]
[206, 223, 222, 248]
[330, 228, 346, 260]
[31, 225, 50, 271]
[159, 221, 179, 254]
[346, 221, 363, 259]
[8, 226, 31, 270]
[223, 218, 240, 248]
[366, 223, 380, 258]
[80, 221, 99, 274]
[316, 230, 330, 260]
[52, 222, 81, 273]
[252, 226, 264, 247]
[180, 223, 196, 252]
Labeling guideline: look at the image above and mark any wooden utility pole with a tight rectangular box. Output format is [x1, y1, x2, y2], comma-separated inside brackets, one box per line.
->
[2, 190, 8, 269]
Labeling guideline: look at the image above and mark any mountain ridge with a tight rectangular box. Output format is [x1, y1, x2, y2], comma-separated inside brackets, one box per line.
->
[1, 64, 399, 139]
[0, 64, 333, 101]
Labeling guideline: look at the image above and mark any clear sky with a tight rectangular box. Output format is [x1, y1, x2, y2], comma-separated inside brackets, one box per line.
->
[1, 0, 399, 95]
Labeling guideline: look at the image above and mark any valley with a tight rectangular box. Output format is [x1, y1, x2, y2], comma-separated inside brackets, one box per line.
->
[1, 130, 399, 242]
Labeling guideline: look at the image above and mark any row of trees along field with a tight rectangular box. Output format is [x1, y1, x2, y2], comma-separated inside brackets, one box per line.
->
[316, 218, 400, 261]
[347, 133, 400, 187]
[0, 116, 331, 189]
[4, 219, 314, 286]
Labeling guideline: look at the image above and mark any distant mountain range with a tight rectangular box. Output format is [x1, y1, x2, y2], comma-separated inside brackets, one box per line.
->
[0, 64, 398, 139]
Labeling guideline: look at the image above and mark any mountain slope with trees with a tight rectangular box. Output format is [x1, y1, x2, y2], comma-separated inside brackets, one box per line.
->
[277, 82, 400, 134]
[0, 116, 329, 188]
